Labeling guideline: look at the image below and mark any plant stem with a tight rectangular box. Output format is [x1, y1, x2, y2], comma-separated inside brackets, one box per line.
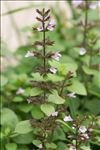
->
[83, 0, 88, 47]
[59, 75, 68, 96]
[42, 9, 46, 101]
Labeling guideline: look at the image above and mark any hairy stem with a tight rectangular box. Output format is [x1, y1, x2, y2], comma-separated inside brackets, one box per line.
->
[59, 75, 68, 96]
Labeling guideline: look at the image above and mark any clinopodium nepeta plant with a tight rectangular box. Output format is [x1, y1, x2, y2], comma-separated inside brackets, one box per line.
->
[22, 8, 98, 150]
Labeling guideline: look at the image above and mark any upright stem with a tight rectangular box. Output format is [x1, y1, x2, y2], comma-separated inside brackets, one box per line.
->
[42, 9, 46, 101]
[59, 75, 68, 96]
[83, 0, 88, 47]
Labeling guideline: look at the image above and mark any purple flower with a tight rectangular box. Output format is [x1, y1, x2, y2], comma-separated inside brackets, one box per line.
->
[72, 0, 83, 7]
[25, 51, 34, 57]
[80, 48, 86, 55]
[70, 145, 76, 150]
[16, 87, 24, 95]
[51, 111, 58, 117]
[47, 19, 56, 31]
[64, 115, 73, 122]
[79, 125, 87, 133]
[82, 133, 89, 139]
[51, 52, 61, 61]
[67, 92, 76, 98]
[50, 67, 57, 74]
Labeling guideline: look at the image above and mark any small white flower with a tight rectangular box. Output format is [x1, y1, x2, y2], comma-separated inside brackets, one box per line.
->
[70, 145, 76, 150]
[38, 144, 43, 149]
[36, 45, 43, 50]
[25, 51, 34, 57]
[83, 133, 89, 139]
[50, 67, 57, 74]
[51, 52, 61, 61]
[79, 125, 87, 133]
[16, 87, 24, 95]
[27, 98, 32, 104]
[51, 111, 58, 117]
[80, 48, 86, 55]
[64, 115, 73, 122]
[72, 0, 83, 7]
[37, 26, 44, 31]
[67, 92, 76, 98]
[47, 19, 56, 31]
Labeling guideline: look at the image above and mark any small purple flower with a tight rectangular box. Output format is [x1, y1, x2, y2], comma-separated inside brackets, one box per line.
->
[67, 92, 76, 98]
[50, 67, 57, 74]
[69, 145, 76, 150]
[16, 87, 24, 95]
[72, 0, 83, 7]
[51, 111, 58, 117]
[79, 125, 87, 133]
[25, 51, 34, 57]
[47, 19, 56, 31]
[64, 115, 73, 122]
[38, 144, 43, 149]
[51, 52, 61, 61]
[37, 26, 44, 31]
[80, 48, 86, 55]
[82, 133, 89, 139]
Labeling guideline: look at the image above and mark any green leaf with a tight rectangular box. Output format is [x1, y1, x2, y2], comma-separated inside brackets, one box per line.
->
[57, 142, 69, 150]
[5, 143, 17, 150]
[30, 88, 43, 96]
[1, 108, 19, 129]
[12, 132, 34, 144]
[82, 65, 97, 75]
[32, 140, 42, 147]
[49, 60, 77, 75]
[31, 73, 44, 81]
[40, 103, 55, 116]
[45, 143, 57, 149]
[56, 119, 75, 133]
[47, 73, 63, 82]
[48, 90, 65, 104]
[1, 75, 8, 87]
[85, 99, 100, 114]
[53, 126, 66, 141]
[31, 105, 44, 119]
[15, 120, 33, 134]
[12, 97, 23, 102]
[67, 79, 87, 95]
[17, 103, 33, 113]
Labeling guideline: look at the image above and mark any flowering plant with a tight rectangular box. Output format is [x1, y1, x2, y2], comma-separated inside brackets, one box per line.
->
[1, 1, 100, 150]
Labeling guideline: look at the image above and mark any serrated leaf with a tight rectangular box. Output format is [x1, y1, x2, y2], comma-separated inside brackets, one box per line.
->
[45, 143, 57, 149]
[40, 104, 55, 116]
[15, 120, 33, 134]
[48, 90, 65, 104]
[67, 79, 87, 95]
